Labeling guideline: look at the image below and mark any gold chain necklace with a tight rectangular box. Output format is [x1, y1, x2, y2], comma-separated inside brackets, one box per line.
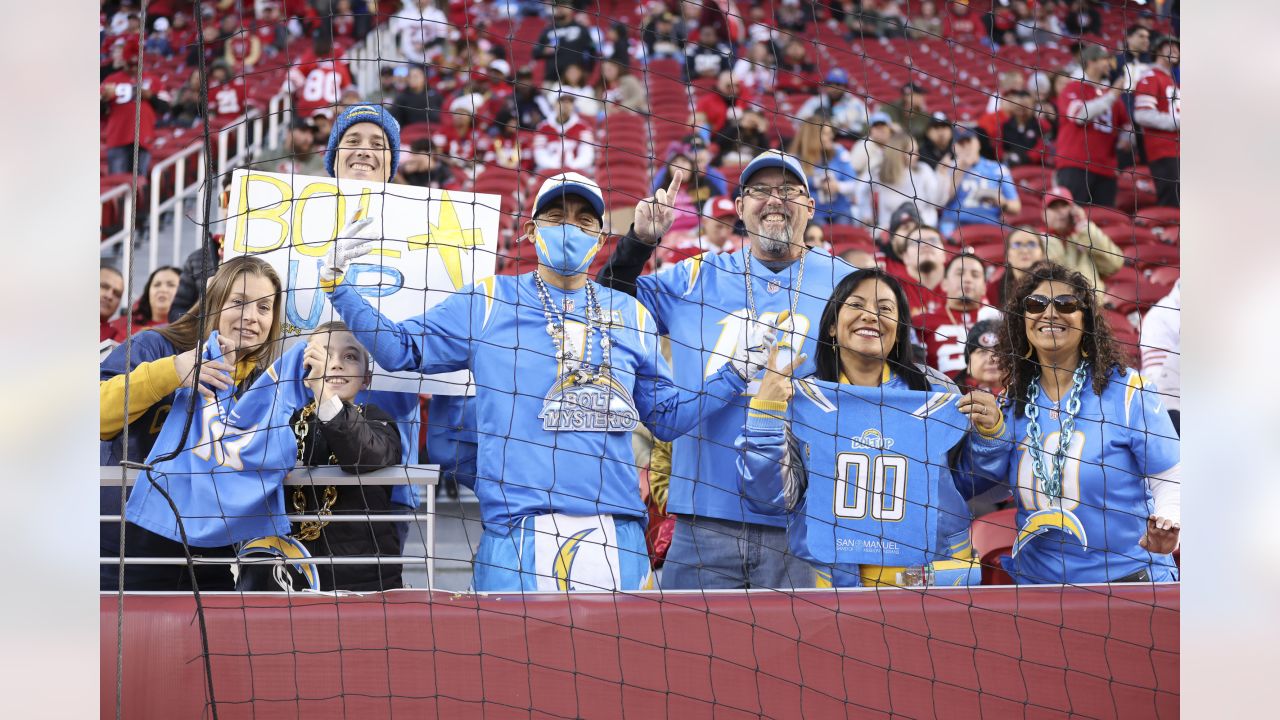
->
[291, 401, 340, 542]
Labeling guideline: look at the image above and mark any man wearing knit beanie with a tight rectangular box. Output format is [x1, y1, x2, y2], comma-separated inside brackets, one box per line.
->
[324, 104, 402, 182]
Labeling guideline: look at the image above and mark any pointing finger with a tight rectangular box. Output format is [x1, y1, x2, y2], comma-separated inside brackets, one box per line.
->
[784, 353, 807, 376]
[667, 167, 685, 198]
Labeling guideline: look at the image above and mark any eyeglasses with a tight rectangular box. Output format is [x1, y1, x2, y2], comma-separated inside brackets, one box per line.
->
[1009, 240, 1040, 250]
[742, 184, 807, 200]
[1022, 294, 1081, 316]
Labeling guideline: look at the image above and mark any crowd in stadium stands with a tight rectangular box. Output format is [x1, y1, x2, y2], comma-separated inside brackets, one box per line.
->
[101, 0, 1181, 591]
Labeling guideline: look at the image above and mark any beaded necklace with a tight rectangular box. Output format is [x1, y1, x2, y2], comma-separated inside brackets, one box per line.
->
[532, 272, 612, 384]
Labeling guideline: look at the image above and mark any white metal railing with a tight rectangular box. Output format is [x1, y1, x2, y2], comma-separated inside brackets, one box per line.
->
[100, 88, 293, 286]
[101, 21, 403, 286]
[344, 23, 400, 97]
[100, 183, 136, 299]
[100, 464, 440, 586]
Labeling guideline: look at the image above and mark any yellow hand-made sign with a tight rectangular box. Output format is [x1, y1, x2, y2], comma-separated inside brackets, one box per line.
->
[222, 169, 503, 394]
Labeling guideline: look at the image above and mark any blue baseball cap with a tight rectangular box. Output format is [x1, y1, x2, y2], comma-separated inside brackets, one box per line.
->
[324, 104, 402, 179]
[739, 150, 810, 195]
[953, 125, 978, 142]
[533, 172, 605, 219]
[825, 68, 850, 85]
[869, 111, 893, 126]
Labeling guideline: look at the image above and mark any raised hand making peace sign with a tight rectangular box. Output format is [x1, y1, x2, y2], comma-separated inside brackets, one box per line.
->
[633, 167, 686, 246]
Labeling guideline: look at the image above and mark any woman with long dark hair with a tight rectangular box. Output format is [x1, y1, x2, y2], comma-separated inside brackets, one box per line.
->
[965, 261, 1181, 584]
[100, 256, 284, 590]
[737, 268, 1004, 586]
[107, 265, 180, 338]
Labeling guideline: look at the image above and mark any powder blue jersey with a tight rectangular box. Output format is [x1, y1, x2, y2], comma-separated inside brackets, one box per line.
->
[738, 375, 971, 569]
[636, 248, 857, 526]
[328, 275, 746, 533]
[127, 336, 422, 548]
[126, 333, 300, 547]
[938, 157, 1019, 236]
[964, 367, 1180, 584]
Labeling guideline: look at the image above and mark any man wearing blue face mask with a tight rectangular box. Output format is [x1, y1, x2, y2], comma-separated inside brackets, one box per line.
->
[322, 172, 774, 592]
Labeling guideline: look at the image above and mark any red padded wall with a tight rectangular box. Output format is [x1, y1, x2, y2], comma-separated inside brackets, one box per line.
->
[102, 585, 1178, 719]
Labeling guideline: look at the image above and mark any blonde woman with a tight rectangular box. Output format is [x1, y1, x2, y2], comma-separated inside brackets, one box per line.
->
[871, 131, 947, 231]
[788, 121, 872, 227]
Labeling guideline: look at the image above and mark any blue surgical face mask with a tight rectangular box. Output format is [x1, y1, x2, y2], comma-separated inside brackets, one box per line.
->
[532, 223, 603, 276]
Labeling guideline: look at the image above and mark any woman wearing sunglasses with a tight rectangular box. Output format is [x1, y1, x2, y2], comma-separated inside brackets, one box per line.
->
[964, 261, 1181, 585]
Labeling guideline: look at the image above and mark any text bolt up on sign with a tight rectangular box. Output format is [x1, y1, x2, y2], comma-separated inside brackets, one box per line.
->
[222, 169, 503, 394]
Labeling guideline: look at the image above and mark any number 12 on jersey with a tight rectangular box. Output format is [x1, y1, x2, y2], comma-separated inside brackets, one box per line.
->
[834, 452, 908, 522]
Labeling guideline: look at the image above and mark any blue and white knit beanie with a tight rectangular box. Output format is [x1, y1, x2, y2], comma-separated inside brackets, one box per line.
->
[323, 104, 402, 179]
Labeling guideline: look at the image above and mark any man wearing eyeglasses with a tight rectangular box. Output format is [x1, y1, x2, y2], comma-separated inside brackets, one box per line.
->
[598, 150, 860, 590]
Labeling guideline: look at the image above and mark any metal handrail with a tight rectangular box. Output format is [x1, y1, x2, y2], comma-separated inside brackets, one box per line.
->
[345, 24, 399, 97]
[100, 464, 441, 584]
[99, 464, 438, 486]
[100, 87, 292, 283]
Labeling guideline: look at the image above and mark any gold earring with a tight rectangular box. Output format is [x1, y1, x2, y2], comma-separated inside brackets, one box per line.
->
[1024, 344, 1034, 359]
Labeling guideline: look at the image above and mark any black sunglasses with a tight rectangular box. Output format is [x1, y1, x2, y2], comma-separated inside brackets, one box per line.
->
[1023, 294, 1081, 316]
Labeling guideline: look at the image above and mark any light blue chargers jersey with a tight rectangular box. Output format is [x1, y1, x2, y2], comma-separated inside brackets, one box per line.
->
[965, 367, 1180, 584]
[636, 248, 857, 526]
[328, 275, 746, 533]
[738, 376, 970, 568]
[938, 157, 1018, 236]
[127, 333, 301, 547]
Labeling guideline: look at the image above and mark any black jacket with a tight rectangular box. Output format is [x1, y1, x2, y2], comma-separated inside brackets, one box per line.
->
[533, 21, 596, 81]
[291, 401, 405, 592]
[391, 88, 443, 127]
[168, 242, 220, 323]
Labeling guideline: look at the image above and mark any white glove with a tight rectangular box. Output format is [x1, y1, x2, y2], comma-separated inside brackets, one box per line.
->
[320, 215, 380, 289]
[730, 321, 777, 381]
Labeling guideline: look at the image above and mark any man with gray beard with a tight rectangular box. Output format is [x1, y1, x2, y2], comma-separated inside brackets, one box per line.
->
[598, 151, 861, 589]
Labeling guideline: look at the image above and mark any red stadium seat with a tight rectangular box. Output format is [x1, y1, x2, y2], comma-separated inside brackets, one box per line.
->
[470, 166, 521, 206]
[1115, 166, 1159, 211]
[1080, 204, 1131, 226]
[1103, 309, 1142, 364]
[1098, 224, 1159, 248]
[1133, 206, 1180, 229]
[824, 224, 874, 255]
[496, 237, 538, 275]
[1151, 225, 1179, 245]
[1133, 243, 1181, 273]
[1011, 164, 1054, 189]
[950, 223, 1007, 247]
[968, 242, 1007, 266]
[1007, 207, 1043, 227]
[1147, 265, 1180, 289]
[720, 164, 745, 194]
[399, 122, 434, 145]
[971, 509, 1016, 586]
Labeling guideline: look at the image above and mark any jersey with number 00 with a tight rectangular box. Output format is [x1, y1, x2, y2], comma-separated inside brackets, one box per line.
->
[636, 248, 856, 526]
[969, 367, 1179, 584]
[328, 275, 745, 533]
[738, 377, 969, 566]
